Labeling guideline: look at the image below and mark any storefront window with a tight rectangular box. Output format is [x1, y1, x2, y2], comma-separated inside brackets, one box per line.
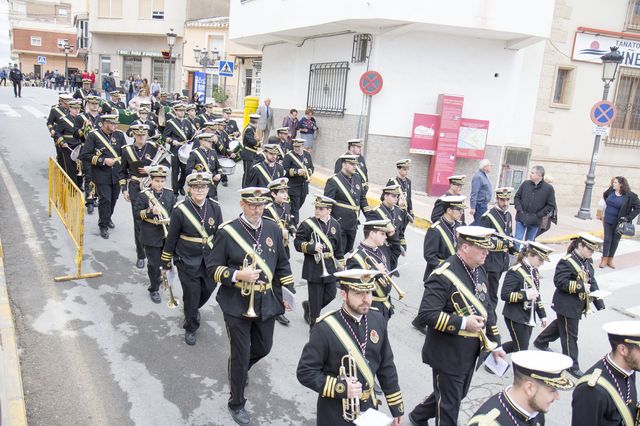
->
[152, 58, 175, 92]
[123, 56, 142, 80]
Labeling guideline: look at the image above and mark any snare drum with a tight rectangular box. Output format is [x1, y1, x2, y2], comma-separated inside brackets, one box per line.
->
[70, 145, 82, 162]
[219, 157, 237, 175]
[178, 142, 193, 165]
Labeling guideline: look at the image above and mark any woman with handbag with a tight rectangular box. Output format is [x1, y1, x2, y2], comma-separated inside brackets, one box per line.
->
[600, 176, 640, 268]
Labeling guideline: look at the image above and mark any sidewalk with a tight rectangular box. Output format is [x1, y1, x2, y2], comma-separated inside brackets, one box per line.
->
[0, 235, 27, 426]
[308, 165, 626, 244]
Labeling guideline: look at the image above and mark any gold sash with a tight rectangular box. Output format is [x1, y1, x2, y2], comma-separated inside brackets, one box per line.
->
[193, 149, 211, 173]
[303, 219, 333, 254]
[576, 369, 634, 426]
[287, 152, 310, 181]
[331, 175, 356, 208]
[222, 224, 274, 283]
[143, 190, 169, 220]
[439, 268, 488, 318]
[94, 130, 120, 160]
[176, 203, 213, 249]
[254, 163, 273, 183]
[169, 119, 187, 141]
[61, 116, 75, 128]
[483, 211, 505, 234]
[433, 223, 456, 256]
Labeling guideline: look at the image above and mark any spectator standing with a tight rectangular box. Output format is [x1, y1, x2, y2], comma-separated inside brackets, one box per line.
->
[9, 64, 23, 97]
[513, 165, 556, 246]
[128, 87, 151, 112]
[103, 73, 112, 100]
[74, 72, 82, 90]
[256, 98, 274, 143]
[151, 78, 161, 96]
[141, 78, 151, 97]
[469, 158, 493, 224]
[282, 108, 299, 140]
[124, 76, 135, 105]
[600, 176, 640, 268]
[296, 108, 318, 150]
[1, 68, 7, 86]
[89, 70, 96, 88]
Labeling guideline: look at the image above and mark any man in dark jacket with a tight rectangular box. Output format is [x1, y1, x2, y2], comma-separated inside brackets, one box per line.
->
[9, 64, 23, 98]
[514, 165, 556, 248]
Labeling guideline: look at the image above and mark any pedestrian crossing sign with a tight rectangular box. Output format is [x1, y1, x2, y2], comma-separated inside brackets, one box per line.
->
[219, 60, 234, 77]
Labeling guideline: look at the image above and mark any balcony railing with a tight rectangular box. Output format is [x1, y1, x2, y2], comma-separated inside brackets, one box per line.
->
[625, 0, 640, 31]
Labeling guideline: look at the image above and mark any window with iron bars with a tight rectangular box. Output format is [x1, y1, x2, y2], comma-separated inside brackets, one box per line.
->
[625, 0, 640, 31]
[608, 67, 640, 148]
[306, 62, 349, 116]
[352, 34, 372, 63]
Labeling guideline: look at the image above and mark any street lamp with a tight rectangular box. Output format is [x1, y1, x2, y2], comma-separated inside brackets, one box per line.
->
[575, 46, 624, 220]
[193, 46, 220, 102]
[166, 28, 177, 94]
[59, 41, 72, 90]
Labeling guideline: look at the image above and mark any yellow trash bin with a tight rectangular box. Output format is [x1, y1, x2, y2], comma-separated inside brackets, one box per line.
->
[243, 96, 259, 128]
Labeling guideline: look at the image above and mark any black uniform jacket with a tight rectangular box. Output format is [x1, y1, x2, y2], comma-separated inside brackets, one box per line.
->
[367, 203, 406, 254]
[246, 161, 285, 188]
[297, 308, 404, 424]
[323, 172, 369, 232]
[73, 112, 102, 142]
[161, 197, 223, 274]
[54, 113, 81, 148]
[224, 118, 240, 136]
[240, 124, 259, 162]
[572, 356, 638, 426]
[79, 129, 126, 184]
[334, 153, 368, 188]
[431, 190, 467, 225]
[501, 263, 547, 325]
[294, 216, 343, 282]
[479, 207, 514, 274]
[468, 390, 546, 425]
[387, 176, 414, 220]
[414, 255, 500, 375]
[551, 251, 605, 319]
[283, 150, 314, 188]
[119, 141, 170, 190]
[126, 119, 157, 137]
[347, 243, 393, 314]
[73, 88, 97, 102]
[423, 217, 458, 281]
[47, 104, 67, 134]
[206, 217, 294, 320]
[163, 117, 193, 151]
[195, 112, 219, 129]
[133, 188, 176, 247]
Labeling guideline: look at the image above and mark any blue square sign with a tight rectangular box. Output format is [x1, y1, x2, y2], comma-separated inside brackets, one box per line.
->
[37, 56, 46, 65]
[219, 60, 234, 77]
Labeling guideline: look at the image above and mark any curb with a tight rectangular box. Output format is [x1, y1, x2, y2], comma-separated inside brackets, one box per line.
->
[308, 174, 432, 230]
[0, 236, 28, 426]
[538, 229, 640, 245]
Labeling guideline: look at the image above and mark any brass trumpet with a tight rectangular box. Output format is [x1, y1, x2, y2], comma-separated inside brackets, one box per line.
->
[238, 247, 265, 318]
[338, 350, 360, 421]
[160, 269, 180, 309]
[451, 290, 497, 352]
[579, 270, 593, 316]
[363, 254, 406, 300]
[313, 232, 331, 278]
[147, 194, 170, 238]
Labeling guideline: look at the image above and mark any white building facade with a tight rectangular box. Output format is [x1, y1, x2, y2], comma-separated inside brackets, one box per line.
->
[229, 0, 555, 194]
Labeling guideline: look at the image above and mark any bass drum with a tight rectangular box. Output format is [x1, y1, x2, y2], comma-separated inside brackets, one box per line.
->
[178, 142, 193, 165]
[219, 157, 237, 175]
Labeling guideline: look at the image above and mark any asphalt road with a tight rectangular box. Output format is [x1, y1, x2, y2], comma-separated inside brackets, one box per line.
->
[1, 86, 639, 426]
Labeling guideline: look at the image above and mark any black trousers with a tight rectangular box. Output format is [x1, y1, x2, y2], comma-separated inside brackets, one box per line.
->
[127, 183, 145, 260]
[603, 221, 623, 257]
[242, 159, 252, 188]
[171, 155, 186, 195]
[307, 280, 337, 325]
[410, 365, 475, 426]
[224, 313, 275, 409]
[288, 184, 308, 225]
[96, 182, 120, 230]
[486, 271, 503, 333]
[12, 81, 21, 97]
[340, 228, 357, 254]
[534, 314, 580, 368]
[177, 262, 216, 332]
[55, 143, 64, 168]
[60, 147, 81, 187]
[503, 318, 533, 353]
[145, 246, 162, 292]
[82, 162, 96, 207]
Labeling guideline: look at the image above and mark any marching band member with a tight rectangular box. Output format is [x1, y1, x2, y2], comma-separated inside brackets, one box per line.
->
[334, 139, 369, 194]
[126, 107, 157, 138]
[262, 177, 296, 326]
[47, 92, 72, 168]
[275, 127, 292, 160]
[206, 187, 294, 426]
[186, 104, 198, 134]
[73, 77, 97, 107]
[161, 172, 223, 346]
[107, 90, 126, 110]
[133, 166, 176, 303]
[324, 154, 369, 254]
[410, 226, 504, 426]
[196, 101, 219, 129]
[222, 106, 240, 138]
[368, 184, 406, 273]
[74, 95, 103, 214]
[79, 114, 126, 239]
[163, 103, 193, 196]
[185, 133, 223, 200]
[283, 138, 314, 225]
[571, 321, 640, 425]
[431, 175, 466, 224]
[245, 144, 285, 188]
[240, 114, 261, 187]
[387, 159, 414, 228]
[501, 242, 553, 354]
[534, 233, 606, 378]
[53, 99, 82, 186]
[347, 220, 396, 321]
[297, 269, 404, 426]
[294, 195, 344, 328]
[468, 351, 574, 425]
[120, 123, 170, 268]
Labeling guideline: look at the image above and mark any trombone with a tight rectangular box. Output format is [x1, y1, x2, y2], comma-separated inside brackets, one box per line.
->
[579, 270, 593, 316]
[313, 232, 331, 278]
[362, 254, 406, 300]
[160, 269, 180, 309]
[338, 350, 360, 421]
[238, 246, 266, 318]
[451, 290, 498, 352]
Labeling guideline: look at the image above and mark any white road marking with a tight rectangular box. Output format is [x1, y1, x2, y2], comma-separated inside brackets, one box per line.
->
[22, 105, 45, 119]
[0, 104, 20, 117]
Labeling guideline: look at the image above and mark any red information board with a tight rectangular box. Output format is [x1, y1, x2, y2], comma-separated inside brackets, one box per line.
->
[456, 118, 489, 159]
[409, 113, 440, 155]
[427, 95, 464, 195]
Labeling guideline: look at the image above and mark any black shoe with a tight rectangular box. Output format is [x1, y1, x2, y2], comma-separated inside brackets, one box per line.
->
[107, 220, 115, 229]
[302, 301, 310, 325]
[197, 311, 201, 322]
[412, 318, 427, 334]
[275, 314, 290, 326]
[221, 181, 228, 187]
[150, 291, 161, 304]
[179, 188, 185, 196]
[567, 367, 585, 378]
[87, 204, 94, 214]
[136, 258, 145, 269]
[185, 331, 196, 346]
[533, 341, 552, 352]
[392, 271, 400, 278]
[228, 407, 250, 426]
[100, 228, 109, 239]
[408, 412, 419, 426]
